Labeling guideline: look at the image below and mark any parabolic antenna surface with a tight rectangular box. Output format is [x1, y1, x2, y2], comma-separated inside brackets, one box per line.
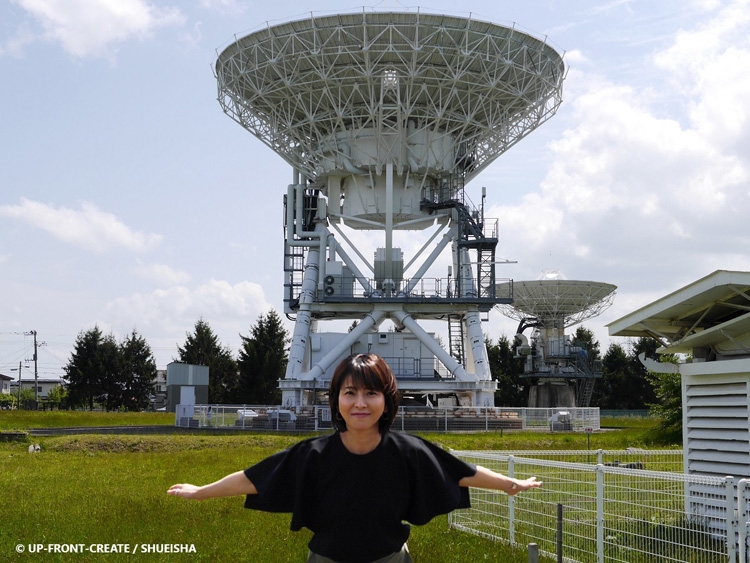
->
[215, 10, 565, 183]
[497, 279, 617, 327]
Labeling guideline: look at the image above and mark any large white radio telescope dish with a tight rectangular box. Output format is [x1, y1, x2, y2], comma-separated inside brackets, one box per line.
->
[215, 11, 565, 185]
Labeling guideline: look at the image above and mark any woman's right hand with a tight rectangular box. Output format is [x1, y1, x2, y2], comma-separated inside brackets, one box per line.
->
[167, 483, 204, 500]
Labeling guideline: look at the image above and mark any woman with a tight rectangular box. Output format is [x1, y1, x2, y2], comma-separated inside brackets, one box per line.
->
[168, 354, 541, 563]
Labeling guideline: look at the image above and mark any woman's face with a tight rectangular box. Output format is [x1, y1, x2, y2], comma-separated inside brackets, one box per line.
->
[337, 376, 385, 433]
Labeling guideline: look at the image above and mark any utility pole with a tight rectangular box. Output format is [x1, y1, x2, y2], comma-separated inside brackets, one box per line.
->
[31, 330, 39, 409]
[32, 330, 38, 406]
[24, 330, 40, 408]
[17, 361, 22, 407]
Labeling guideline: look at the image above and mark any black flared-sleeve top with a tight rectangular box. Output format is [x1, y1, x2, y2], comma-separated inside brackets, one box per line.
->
[243, 431, 476, 563]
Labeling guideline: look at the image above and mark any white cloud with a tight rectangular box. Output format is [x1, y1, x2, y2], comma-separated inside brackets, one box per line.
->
[12, 0, 185, 58]
[652, 0, 750, 79]
[108, 279, 271, 324]
[134, 262, 191, 285]
[0, 198, 161, 252]
[491, 193, 564, 249]
[564, 49, 589, 66]
[544, 81, 742, 217]
[652, 0, 750, 153]
[179, 20, 202, 47]
[105, 279, 273, 359]
[485, 2, 750, 305]
[199, 0, 247, 16]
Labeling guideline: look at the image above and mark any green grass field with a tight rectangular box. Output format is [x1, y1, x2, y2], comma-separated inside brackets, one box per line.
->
[0, 410, 175, 431]
[0, 412, 667, 562]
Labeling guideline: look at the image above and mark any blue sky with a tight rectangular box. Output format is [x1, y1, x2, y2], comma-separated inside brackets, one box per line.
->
[1, 0, 749, 380]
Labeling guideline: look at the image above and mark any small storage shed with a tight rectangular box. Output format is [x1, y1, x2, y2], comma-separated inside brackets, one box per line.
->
[166, 362, 209, 415]
[608, 270, 750, 478]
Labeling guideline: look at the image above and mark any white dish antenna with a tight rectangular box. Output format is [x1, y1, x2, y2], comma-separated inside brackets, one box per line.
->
[215, 11, 565, 185]
[497, 277, 617, 328]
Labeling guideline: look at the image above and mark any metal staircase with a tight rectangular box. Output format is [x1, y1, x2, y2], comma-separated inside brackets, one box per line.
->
[448, 314, 465, 366]
[455, 204, 498, 299]
[421, 178, 499, 301]
[576, 378, 596, 408]
[574, 355, 602, 407]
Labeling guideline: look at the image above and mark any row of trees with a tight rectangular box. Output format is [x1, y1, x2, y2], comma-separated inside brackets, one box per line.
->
[0, 386, 40, 409]
[175, 312, 289, 405]
[64, 328, 157, 411]
[485, 326, 680, 436]
[60, 310, 678, 431]
[62, 310, 289, 411]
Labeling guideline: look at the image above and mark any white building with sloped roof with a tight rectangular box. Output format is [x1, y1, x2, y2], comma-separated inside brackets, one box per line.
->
[608, 270, 750, 479]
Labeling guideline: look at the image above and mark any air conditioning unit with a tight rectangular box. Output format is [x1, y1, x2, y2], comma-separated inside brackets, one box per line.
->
[322, 262, 354, 297]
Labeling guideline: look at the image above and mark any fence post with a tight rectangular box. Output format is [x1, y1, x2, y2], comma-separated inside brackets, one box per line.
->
[724, 476, 737, 563]
[557, 503, 563, 563]
[509, 456, 515, 545]
[527, 542, 538, 563]
[737, 478, 749, 563]
[596, 464, 605, 563]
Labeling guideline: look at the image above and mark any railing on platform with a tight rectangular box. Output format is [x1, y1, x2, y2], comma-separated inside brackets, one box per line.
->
[174, 405, 600, 433]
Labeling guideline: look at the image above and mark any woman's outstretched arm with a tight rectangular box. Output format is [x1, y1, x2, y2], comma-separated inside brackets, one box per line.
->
[168, 470, 257, 501]
[459, 465, 542, 497]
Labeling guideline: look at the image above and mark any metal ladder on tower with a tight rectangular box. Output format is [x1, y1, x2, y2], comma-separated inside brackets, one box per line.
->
[283, 245, 306, 310]
[448, 314, 465, 366]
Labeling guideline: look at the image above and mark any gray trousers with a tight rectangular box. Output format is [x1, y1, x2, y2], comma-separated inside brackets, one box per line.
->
[307, 543, 413, 563]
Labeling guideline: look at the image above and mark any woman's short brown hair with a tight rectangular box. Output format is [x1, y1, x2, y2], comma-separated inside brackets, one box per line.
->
[329, 354, 400, 433]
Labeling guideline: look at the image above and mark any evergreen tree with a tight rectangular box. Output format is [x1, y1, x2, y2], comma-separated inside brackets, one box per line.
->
[572, 326, 601, 369]
[486, 335, 526, 406]
[64, 326, 107, 410]
[597, 342, 631, 409]
[119, 330, 157, 411]
[237, 310, 289, 405]
[595, 339, 658, 410]
[63, 326, 158, 411]
[98, 332, 120, 411]
[628, 337, 660, 407]
[176, 318, 238, 403]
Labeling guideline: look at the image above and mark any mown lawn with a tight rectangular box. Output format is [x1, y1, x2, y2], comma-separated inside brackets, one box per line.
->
[0, 410, 174, 430]
[0, 433, 558, 562]
[0, 412, 671, 562]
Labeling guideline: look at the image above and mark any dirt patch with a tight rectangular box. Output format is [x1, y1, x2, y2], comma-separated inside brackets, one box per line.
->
[40, 433, 305, 454]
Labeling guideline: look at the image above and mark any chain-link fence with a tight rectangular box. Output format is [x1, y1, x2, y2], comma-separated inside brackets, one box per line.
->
[450, 451, 738, 563]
